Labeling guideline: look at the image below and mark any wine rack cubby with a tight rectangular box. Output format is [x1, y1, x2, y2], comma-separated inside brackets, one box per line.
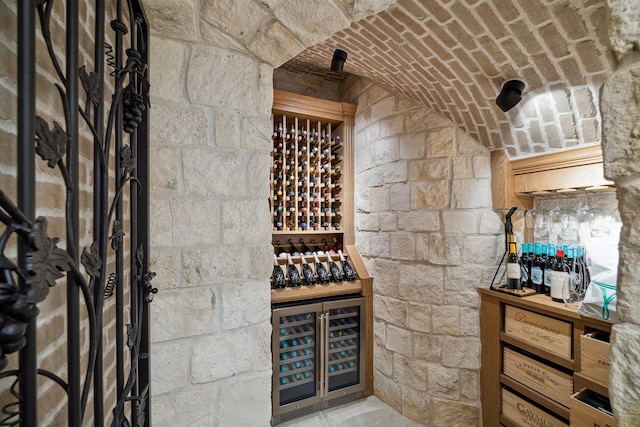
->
[271, 90, 356, 243]
[271, 117, 343, 233]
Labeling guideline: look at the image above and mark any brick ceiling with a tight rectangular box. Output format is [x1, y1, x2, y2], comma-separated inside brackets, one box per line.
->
[281, 0, 615, 158]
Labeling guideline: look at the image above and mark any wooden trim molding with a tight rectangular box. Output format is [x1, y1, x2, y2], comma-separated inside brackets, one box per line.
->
[273, 90, 356, 124]
[511, 143, 604, 175]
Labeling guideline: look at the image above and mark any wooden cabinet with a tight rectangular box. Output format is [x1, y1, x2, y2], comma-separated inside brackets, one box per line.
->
[270, 91, 373, 399]
[479, 288, 615, 426]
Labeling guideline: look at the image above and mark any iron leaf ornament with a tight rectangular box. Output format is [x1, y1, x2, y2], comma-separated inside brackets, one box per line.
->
[110, 220, 124, 250]
[120, 145, 135, 175]
[81, 241, 102, 278]
[35, 116, 67, 168]
[79, 65, 101, 110]
[26, 217, 74, 303]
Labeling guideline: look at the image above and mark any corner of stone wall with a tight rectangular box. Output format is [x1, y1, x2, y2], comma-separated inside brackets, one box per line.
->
[351, 81, 498, 426]
[600, 2, 640, 423]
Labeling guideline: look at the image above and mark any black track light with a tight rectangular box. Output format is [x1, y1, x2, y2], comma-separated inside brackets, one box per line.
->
[496, 79, 527, 112]
[330, 49, 348, 73]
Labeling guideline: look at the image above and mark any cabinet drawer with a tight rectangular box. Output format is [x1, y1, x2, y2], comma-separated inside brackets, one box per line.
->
[505, 305, 572, 358]
[503, 347, 573, 407]
[570, 388, 616, 427]
[502, 388, 569, 427]
[580, 333, 610, 388]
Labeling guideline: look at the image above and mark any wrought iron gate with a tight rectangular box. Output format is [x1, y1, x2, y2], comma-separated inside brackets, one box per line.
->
[0, 0, 155, 425]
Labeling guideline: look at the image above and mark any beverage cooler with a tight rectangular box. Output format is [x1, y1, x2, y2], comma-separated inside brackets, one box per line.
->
[271, 296, 365, 424]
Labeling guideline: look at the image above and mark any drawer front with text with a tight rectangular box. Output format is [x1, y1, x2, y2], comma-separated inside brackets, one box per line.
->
[505, 305, 572, 358]
[503, 347, 573, 407]
[502, 388, 569, 427]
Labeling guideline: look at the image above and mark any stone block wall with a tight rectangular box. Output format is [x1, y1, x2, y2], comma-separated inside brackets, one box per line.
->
[343, 77, 502, 426]
[147, 36, 274, 426]
[600, 1, 640, 425]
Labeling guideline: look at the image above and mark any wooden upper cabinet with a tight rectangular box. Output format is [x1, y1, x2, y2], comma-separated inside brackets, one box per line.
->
[491, 144, 613, 210]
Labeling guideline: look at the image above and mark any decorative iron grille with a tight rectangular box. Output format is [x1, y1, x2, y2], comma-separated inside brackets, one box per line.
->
[0, 0, 155, 425]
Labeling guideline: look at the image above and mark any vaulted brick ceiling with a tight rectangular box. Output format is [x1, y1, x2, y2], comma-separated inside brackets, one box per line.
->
[281, 0, 614, 158]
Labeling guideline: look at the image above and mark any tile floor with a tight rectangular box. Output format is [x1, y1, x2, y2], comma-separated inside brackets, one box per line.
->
[276, 396, 425, 427]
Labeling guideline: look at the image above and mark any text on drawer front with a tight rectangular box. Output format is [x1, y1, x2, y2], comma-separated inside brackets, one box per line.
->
[505, 305, 572, 357]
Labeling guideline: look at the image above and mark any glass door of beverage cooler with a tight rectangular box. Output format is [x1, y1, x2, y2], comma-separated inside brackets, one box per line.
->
[272, 303, 323, 417]
[322, 297, 365, 405]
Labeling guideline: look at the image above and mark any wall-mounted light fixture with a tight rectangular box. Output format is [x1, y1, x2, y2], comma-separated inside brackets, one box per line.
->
[496, 79, 527, 112]
[330, 48, 348, 73]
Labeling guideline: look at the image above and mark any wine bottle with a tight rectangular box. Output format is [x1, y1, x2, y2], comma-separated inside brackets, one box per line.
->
[276, 241, 287, 258]
[313, 252, 331, 283]
[311, 240, 324, 255]
[333, 237, 343, 253]
[543, 243, 556, 296]
[272, 254, 286, 289]
[531, 242, 544, 294]
[519, 243, 530, 289]
[338, 250, 356, 281]
[550, 249, 569, 302]
[300, 255, 316, 286]
[300, 239, 313, 256]
[506, 241, 521, 290]
[286, 253, 302, 287]
[328, 255, 343, 282]
[288, 239, 300, 256]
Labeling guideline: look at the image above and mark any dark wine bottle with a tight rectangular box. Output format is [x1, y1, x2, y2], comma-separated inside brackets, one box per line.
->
[289, 239, 300, 256]
[272, 254, 286, 289]
[328, 255, 343, 282]
[313, 252, 330, 284]
[300, 255, 316, 286]
[338, 250, 356, 281]
[276, 241, 287, 258]
[543, 243, 556, 296]
[300, 239, 313, 256]
[286, 253, 302, 287]
[520, 242, 530, 289]
[531, 242, 544, 293]
[506, 241, 521, 290]
[311, 239, 324, 255]
[550, 249, 569, 302]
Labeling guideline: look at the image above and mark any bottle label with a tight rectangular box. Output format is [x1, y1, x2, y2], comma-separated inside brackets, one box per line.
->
[506, 263, 521, 279]
[544, 268, 553, 287]
[550, 270, 568, 300]
[531, 267, 542, 285]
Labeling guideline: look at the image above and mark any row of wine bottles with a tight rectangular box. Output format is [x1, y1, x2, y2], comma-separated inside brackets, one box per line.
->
[272, 249, 356, 288]
[275, 238, 342, 257]
[271, 119, 343, 232]
[506, 240, 590, 303]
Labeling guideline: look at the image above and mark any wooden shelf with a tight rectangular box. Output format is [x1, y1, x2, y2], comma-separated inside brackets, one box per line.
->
[271, 281, 362, 303]
[480, 288, 613, 427]
[490, 144, 614, 210]
[574, 372, 609, 397]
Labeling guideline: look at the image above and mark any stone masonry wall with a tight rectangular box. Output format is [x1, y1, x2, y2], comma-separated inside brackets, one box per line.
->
[147, 37, 275, 426]
[600, 1, 640, 425]
[342, 77, 502, 426]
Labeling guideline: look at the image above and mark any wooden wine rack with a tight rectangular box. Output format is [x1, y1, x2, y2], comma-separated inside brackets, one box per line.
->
[271, 118, 342, 232]
[271, 90, 357, 243]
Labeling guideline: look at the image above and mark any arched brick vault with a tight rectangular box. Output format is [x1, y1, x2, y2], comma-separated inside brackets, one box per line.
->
[145, 0, 614, 159]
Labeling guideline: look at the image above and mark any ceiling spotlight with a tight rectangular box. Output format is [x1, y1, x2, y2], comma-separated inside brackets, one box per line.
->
[496, 79, 527, 112]
[330, 48, 348, 73]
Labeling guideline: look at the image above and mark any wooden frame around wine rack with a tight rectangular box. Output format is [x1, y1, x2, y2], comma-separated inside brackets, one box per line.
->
[272, 90, 357, 245]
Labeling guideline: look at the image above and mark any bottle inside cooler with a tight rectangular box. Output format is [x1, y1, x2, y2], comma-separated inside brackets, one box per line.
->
[327, 306, 360, 392]
[276, 312, 317, 406]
